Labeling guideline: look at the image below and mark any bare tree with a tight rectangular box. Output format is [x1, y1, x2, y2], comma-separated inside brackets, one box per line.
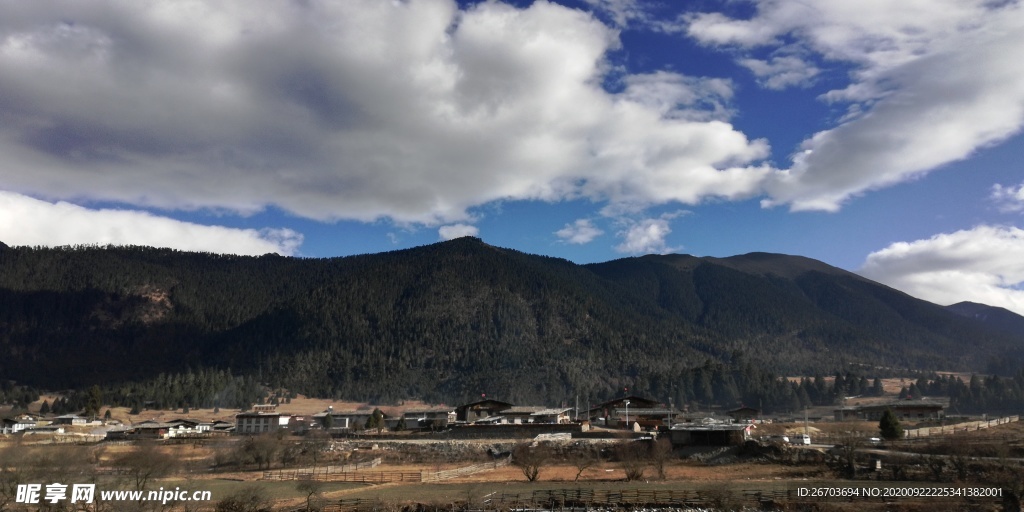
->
[511, 443, 550, 482]
[238, 434, 281, 470]
[115, 442, 179, 492]
[650, 437, 673, 480]
[570, 450, 596, 482]
[296, 478, 324, 512]
[828, 434, 863, 478]
[615, 441, 648, 482]
[302, 430, 332, 467]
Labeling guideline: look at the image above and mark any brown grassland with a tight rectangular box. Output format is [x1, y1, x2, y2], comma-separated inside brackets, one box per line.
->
[5, 418, 1023, 511]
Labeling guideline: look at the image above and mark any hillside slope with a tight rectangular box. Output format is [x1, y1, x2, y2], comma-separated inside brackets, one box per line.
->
[0, 237, 1020, 404]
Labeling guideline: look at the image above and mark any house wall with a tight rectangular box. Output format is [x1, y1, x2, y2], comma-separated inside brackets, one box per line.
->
[669, 429, 746, 446]
[443, 423, 580, 439]
[863, 407, 943, 421]
[236, 415, 282, 434]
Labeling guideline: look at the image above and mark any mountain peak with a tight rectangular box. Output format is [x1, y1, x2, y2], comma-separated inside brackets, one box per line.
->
[946, 301, 1024, 338]
[709, 252, 858, 279]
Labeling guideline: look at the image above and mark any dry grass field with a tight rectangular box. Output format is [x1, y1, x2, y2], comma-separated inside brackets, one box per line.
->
[5, 423, 1020, 511]
[2, 378, 1013, 510]
[7, 395, 452, 426]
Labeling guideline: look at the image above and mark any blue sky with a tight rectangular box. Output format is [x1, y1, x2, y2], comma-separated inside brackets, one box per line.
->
[1, 0, 1024, 313]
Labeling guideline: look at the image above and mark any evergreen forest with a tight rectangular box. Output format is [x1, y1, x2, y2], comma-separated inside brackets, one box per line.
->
[1, 237, 1023, 412]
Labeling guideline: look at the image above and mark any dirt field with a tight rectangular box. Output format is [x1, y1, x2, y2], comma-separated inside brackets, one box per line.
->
[7, 394, 455, 425]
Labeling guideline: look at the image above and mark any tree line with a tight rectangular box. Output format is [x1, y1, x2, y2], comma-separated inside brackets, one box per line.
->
[2, 239, 1024, 409]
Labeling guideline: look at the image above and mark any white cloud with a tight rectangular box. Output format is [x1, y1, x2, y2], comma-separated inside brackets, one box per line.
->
[0, 0, 772, 229]
[438, 223, 479, 240]
[619, 71, 736, 122]
[860, 225, 1024, 316]
[580, 0, 646, 28]
[555, 219, 604, 245]
[992, 182, 1024, 213]
[614, 217, 681, 255]
[687, 1, 1024, 212]
[738, 54, 819, 90]
[0, 191, 302, 255]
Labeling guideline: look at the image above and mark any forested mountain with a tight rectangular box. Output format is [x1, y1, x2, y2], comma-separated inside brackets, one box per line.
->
[1, 237, 1021, 408]
[946, 301, 1024, 337]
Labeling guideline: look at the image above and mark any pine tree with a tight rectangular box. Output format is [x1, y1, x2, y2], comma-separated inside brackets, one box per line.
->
[367, 408, 385, 431]
[879, 408, 903, 440]
[85, 385, 103, 419]
[872, 378, 884, 397]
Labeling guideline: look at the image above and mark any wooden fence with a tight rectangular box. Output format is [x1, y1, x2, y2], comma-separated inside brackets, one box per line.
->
[262, 458, 382, 480]
[265, 456, 509, 484]
[317, 471, 422, 484]
[903, 415, 1018, 438]
[421, 457, 511, 482]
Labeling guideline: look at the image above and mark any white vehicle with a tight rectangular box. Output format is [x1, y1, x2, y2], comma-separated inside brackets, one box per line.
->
[790, 434, 811, 445]
[766, 435, 789, 443]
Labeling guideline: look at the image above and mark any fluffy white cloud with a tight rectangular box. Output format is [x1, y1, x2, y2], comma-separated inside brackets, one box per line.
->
[555, 219, 604, 245]
[580, 0, 646, 28]
[992, 182, 1024, 213]
[438, 224, 479, 241]
[687, 1, 1024, 212]
[738, 54, 819, 90]
[860, 225, 1024, 316]
[0, 0, 771, 229]
[614, 217, 680, 255]
[619, 71, 736, 122]
[0, 191, 302, 255]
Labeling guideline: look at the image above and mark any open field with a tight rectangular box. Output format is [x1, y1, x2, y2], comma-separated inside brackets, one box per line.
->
[3, 433, 1017, 511]
[2, 395, 454, 426]
[3, 390, 1020, 511]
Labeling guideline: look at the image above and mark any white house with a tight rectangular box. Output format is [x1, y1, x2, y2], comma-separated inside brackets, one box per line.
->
[1, 418, 36, 434]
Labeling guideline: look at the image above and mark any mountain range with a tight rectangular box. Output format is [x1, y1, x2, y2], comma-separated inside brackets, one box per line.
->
[0, 237, 1021, 405]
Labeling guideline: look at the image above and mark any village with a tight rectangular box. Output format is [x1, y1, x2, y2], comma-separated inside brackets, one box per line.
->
[2, 393, 955, 443]
[5, 386, 1024, 511]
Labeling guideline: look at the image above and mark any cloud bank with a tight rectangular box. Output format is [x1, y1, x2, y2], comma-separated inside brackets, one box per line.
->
[0, 0, 770, 246]
[686, 0, 1024, 212]
[860, 225, 1024, 316]
[0, 191, 301, 255]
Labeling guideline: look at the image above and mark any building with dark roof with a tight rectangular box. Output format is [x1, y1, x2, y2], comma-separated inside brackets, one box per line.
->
[456, 399, 514, 423]
[834, 398, 947, 421]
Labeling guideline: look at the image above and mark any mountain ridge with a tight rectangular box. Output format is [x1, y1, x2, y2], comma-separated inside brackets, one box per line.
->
[0, 237, 1020, 405]
[946, 301, 1024, 337]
